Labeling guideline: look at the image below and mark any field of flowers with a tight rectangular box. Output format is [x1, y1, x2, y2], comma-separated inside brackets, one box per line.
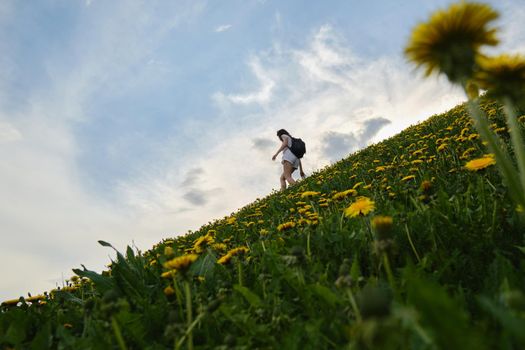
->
[3, 2, 525, 348]
[2, 97, 525, 349]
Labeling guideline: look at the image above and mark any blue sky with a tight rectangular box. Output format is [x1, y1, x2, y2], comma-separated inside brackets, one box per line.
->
[1, 0, 523, 300]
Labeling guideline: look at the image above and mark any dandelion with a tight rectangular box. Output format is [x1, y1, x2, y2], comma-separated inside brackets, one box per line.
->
[161, 270, 177, 279]
[212, 243, 227, 251]
[344, 197, 375, 218]
[465, 155, 496, 171]
[163, 254, 199, 272]
[371, 216, 394, 240]
[420, 180, 433, 192]
[164, 246, 175, 257]
[217, 246, 249, 265]
[301, 191, 320, 198]
[164, 285, 175, 296]
[437, 143, 447, 152]
[352, 182, 364, 189]
[476, 54, 525, 105]
[405, 1, 499, 83]
[401, 175, 416, 182]
[277, 221, 296, 231]
[332, 189, 357, 200]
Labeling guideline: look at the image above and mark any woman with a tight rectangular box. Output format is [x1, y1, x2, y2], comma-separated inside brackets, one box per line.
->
[272, 129, 305, 190]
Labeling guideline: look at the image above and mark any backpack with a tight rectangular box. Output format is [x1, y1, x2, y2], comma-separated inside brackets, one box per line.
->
[290, 137, 306, 158]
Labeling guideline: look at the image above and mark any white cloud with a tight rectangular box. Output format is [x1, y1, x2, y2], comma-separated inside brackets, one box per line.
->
[0, 121, 22, 143]
[213, 56, 276, 106]
[214, 24, 232, 32]
[0, 1, 207, 301]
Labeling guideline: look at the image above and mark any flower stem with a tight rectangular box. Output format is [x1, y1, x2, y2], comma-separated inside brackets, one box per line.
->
[346, 289, 362, 323]
[306, 231, 312, 259]
[111, 316, 127, 350]
[404, 223, 421, 263]
[382, 253, 396, 293]
[466, 98, 524, 207]
[184, 281, 194, 350]
[503, 98, 525, 202]
[237, 260, 243, 287]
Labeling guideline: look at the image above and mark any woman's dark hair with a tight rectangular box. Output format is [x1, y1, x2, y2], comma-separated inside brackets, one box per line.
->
[277, 129, 290, 140]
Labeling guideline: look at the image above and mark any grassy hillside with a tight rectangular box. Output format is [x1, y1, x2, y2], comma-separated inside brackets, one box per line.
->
[2, 98, 525, 349]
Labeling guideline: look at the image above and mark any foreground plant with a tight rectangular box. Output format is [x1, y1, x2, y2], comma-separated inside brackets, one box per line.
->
[405, 1, 525, 211]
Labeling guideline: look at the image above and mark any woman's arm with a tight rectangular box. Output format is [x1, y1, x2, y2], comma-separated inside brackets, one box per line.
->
[272, 138, 288, 161]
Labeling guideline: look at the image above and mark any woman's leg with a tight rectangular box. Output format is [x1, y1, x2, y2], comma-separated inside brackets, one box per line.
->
[283, 161, 297, 186]
[280, 172, 287, 190]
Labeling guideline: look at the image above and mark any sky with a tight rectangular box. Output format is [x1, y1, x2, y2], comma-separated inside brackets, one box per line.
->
[1, 0, 524, 301]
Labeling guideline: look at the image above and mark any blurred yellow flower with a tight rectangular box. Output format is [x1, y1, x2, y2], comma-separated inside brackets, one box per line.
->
[301, 191, 320, 198]
[163, 254, 199, 271]
[332, 189, 357, 200]
[465, 155, 496, 171]
[476, 54, 525, 104]
[344, 197, 375, 218]
[371, 215, 393, 238]
[164, 246, 175, 257]
[163, 285, 175, 296]
[405, 1, 499, 83]
[277, 221, 296, 231]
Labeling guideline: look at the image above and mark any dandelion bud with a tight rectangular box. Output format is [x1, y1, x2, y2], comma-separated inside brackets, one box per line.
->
[371, 216, 393, 241]
[338, 258, 351, 277]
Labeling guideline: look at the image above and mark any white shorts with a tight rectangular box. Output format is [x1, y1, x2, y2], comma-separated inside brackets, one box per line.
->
[282, 148, 300, 169]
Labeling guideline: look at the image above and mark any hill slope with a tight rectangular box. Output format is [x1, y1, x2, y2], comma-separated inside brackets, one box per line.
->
[2, 98, 525, 349]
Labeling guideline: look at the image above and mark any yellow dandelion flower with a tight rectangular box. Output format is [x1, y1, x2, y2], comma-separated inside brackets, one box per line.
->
[371, 215, 393, 239]
[402, 175, 416, 182]
[465, 155, 496, 171]
[217, 253, 232, 265]
[212, 243, 227, 251]
[161, 270, 177, 279]
[226, 217, 237, 225]
[164, 285, 175, 296]
[164, 246, 175, 257]
[420, 180, 433, 192]
[277, 221, 296, 231]
[301, 191, 320, 198]
[405, 2, 499, 83]
[260, 229, 269, 235]
[437, 143, 447, 152]
[163, 254, 199, 271]
[352, 182, 364, 189]
[344, 197, 375, 218]
[476, 54, 525, 104]
[332, 189, 357, 200]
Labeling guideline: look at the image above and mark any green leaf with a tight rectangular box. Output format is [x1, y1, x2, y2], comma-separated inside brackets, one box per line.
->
[478, 296, 525, 345]
[30, 322, 51, 350]
[515, 245, 525, 256]
[189, 250, 216, 279]
[233, 284, 262, 308]
[73, 265, 114, 293]
[98, 240, 114, 248]
[405, 269, 485, 349]
[310, 284, 341, 307]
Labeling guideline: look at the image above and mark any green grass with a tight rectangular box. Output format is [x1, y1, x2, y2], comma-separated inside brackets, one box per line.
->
[2, 98, 525, 349]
